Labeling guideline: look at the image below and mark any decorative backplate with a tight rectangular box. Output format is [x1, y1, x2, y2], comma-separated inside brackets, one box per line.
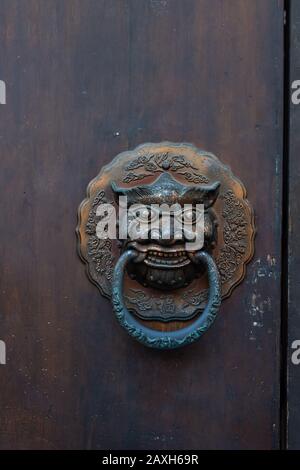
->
[77, 143, 255, 324]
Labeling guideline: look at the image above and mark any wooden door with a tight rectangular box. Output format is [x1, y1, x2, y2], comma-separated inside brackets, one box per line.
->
[287, 0, 300, 450]
[0, 0, 284, 449]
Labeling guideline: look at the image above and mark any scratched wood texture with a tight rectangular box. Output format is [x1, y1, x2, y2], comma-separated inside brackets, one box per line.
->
[287, 0, 300, 450]
[0, 0, 283, 449]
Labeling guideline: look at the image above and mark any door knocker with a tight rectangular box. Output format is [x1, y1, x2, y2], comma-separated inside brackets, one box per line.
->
[77, 143, 255, 349]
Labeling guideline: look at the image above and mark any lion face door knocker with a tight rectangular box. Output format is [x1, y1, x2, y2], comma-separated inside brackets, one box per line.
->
[77, 143, 255, 349]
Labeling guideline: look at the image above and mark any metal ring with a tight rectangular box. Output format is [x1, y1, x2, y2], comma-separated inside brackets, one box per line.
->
[112, 249, 221, 349]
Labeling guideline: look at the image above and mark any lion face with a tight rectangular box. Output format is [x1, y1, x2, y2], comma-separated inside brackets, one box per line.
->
[112, 173, 220, 290]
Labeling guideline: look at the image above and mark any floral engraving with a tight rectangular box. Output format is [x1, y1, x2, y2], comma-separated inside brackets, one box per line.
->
[86, 190, 114, 290]
[182, 289, 208, 308]
[123, 152, 209, 184]
[216, 190, 248, 283]
[125, 287, 207, 321]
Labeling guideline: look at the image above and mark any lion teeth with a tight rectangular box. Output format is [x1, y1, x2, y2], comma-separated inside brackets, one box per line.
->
[146, 252, 187, 257]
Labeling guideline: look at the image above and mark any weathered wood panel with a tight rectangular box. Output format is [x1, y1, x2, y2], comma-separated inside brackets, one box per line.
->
[287, 0, 300, 450]
[0, 0, 283, 449]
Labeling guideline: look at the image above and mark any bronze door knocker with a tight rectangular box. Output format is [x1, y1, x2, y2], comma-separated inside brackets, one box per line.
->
[77, 143, 255, 349]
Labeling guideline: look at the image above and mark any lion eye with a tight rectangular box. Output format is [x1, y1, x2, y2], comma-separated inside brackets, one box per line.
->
[139, 208, 151, 220]
[133, 206, 158, 223]
[184, 209, 194, 222]
[182, 207, 203, 224]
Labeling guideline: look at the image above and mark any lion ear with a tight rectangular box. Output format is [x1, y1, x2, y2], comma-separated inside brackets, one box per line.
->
[111, 181, 126, 205]
[181, 181, 221, 208]
[111, 181, 153, 205]
[110, 181, 126, 204]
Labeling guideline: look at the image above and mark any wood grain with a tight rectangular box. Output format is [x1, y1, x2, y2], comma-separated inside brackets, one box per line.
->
[0, 0, 283, 449]
[287, 0, 300, 451]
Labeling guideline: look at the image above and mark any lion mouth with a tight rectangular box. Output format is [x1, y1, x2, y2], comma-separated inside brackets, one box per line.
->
[145, 249, 190, 268]
[127, 242, 195, 269]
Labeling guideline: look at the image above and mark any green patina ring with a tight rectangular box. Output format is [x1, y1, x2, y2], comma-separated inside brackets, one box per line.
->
[112, 249, 221, 349]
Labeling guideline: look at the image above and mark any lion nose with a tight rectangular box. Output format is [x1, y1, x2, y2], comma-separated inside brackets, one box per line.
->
[149, 225, 176, 245]
[161, 224, 171, 239]
[159, 224, 177, 245]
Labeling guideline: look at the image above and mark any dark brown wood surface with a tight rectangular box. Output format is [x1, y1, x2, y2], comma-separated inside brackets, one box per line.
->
[287, 0, 300, 450]
[0, 0, 283, 449]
